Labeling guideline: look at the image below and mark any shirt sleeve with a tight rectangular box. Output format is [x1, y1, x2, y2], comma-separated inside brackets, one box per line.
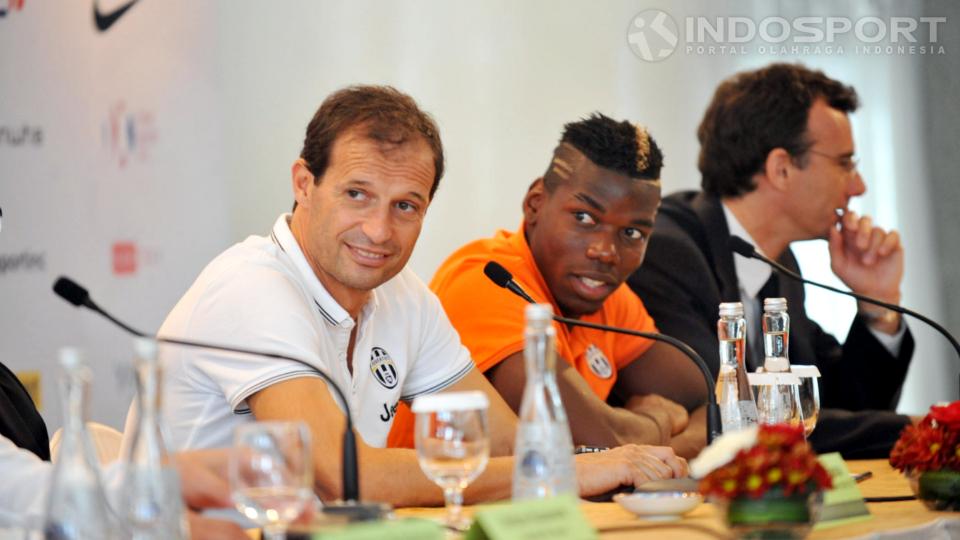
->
[399, 272, 474, 401]
[0, 435, 51, 528]
[867, 321, 906, 357]
[165, 261, 327, 413]
[606, 285, 659, 370]
[431, 259, 532, 375]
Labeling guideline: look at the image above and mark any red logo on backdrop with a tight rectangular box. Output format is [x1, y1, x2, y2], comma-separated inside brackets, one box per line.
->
[112, 241, 137, 275]
[102, 100, 158, 168]
[0, 0, 26, 18]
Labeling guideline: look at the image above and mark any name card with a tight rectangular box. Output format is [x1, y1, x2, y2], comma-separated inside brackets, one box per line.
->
[465, 495, 596, 540]
[814, 452, 872, 529]
[309, 518, 442, 540]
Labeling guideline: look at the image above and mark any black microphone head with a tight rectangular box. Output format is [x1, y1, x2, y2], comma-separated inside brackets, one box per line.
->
[53, 277, 90, 307]
[728, 236, 757, 258]
[483, 261, 514, 289]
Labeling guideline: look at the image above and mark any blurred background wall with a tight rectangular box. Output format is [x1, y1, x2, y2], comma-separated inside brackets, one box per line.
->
[1, 0, 957, 431]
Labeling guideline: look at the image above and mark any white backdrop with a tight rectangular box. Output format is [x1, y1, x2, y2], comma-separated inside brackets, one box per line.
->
[0, 0, 954, 432]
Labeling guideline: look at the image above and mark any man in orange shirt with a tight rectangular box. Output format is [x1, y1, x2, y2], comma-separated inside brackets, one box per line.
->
[391, 114, 707, 457]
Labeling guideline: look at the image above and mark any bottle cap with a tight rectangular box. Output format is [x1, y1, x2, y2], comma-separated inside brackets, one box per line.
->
[525, 303, 554, 323]
[58, 347, 83, 370]
[763, 297, 788, 311]
[133, 337, 158, 362]
[764, 357, 790, 372]
[718, 302, 744, 317]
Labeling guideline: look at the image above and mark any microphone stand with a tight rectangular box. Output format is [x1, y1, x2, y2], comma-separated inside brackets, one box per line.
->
[482, 262, 722, 443]
[52, 277, 388, 521]
[729, 235, 960, 397]
[551, 314, 721, 444]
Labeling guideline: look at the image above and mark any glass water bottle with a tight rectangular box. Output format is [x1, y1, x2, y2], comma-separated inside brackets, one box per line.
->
[715, 302, 758, 434]
[43, 348, 114, 540]
[756, 298, 804, 429]
[512, 304, 577, 499]
[120, 338, 189, 540]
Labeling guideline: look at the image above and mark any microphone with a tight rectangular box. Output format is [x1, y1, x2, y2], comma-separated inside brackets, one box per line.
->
[729, 235, 960, 394]
[52, 276, 387, 520]
[483, 261, 721, 444]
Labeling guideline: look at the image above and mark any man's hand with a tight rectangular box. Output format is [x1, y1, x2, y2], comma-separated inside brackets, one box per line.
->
[829, 210, 904, 303]
[185, 514, 247, 540]
[625, 394, 689, 436]
[172, 450, 252, 540]
[574, 445, 687, 498]
[829, 211, 904, 334]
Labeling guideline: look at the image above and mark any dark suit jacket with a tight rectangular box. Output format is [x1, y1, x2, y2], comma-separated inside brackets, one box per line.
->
[628, 191, 915, 458]
[0, 361, 49, 460]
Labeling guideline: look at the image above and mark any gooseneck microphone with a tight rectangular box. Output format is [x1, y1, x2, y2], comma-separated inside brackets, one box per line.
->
[483, 261, 721, 444]
[728, 235, 960, 395]
[53, 276, 383, 518]
[728, 236, 960, 358]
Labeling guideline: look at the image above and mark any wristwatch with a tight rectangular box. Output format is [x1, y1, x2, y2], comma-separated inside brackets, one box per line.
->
[858, 308, 900, 327]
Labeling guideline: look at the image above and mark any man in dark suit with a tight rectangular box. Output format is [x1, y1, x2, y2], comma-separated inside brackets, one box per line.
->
[628, 63, 915, 458]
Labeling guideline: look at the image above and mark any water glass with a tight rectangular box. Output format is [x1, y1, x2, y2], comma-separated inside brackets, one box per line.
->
[230, 421, 313, 540]
[413, 391, 490, 529]
[793, 366, 822, 437]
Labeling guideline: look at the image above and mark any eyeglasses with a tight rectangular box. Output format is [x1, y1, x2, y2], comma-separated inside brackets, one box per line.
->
[807, 149, 859, 174]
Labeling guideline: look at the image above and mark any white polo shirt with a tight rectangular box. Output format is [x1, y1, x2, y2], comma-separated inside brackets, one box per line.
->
[121, 215, 473, 451]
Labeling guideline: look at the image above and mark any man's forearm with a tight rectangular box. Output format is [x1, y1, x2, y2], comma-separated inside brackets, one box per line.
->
[338, 446, 513, 507]
[573, 406, 667, 447]
[668, 406, 707, 459]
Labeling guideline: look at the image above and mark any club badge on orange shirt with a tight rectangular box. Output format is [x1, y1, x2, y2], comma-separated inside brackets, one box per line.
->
[585, 344, 612, 379]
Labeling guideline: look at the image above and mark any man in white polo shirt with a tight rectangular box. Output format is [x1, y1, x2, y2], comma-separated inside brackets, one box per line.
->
[124, 86, 687, 507]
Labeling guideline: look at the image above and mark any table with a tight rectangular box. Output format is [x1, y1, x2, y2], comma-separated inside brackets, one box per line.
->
[395, 460, 960, 539]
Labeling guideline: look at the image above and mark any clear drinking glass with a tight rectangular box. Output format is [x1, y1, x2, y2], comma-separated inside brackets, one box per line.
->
[794, 366, 822, 437]
[413, 391, 490, 529]
[230, 421, 313, 540]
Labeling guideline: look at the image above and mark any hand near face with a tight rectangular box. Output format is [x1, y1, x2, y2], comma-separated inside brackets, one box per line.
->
[828, 210, 904, 304]
[573, 444, 688, 497]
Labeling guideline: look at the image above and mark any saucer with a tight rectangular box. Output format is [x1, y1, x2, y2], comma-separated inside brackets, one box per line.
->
[613, 491, 703, 520]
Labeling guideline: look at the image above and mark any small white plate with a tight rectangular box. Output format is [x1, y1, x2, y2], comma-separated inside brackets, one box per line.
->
[613, 491, 703, 520]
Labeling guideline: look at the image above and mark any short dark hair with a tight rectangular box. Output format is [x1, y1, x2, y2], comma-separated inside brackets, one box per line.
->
[554, 113, 664, 184]
[298, 85, 444, 204]
[698, 63, 859, 198]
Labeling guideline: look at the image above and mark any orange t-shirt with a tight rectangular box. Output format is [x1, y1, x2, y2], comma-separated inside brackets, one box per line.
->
[387, 225, 658, 448]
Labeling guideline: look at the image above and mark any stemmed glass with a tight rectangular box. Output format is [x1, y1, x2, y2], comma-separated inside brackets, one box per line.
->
[413, 391, 490, 530]
[793, 366, 822, 437]
[230, 421, 313, 540]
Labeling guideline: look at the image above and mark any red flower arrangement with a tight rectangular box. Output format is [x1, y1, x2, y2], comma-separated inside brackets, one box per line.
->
[698, 424, 833, 499]
[890, 401, 960, 473]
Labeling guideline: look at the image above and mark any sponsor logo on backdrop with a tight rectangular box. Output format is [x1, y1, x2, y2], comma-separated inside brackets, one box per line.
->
[102, 101, 157, 168]
[627, 11, 948, 61]
[0, 251, 45, 274]
[93, 0, 140, 32]
[110, 241, 161, 276]
[112, 241, 137, 275]
[0, 0, 26, 18]
[0, 125, 43, 147]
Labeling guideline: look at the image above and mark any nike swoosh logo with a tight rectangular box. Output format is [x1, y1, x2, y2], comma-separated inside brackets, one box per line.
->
[93, 0, 140, 32]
